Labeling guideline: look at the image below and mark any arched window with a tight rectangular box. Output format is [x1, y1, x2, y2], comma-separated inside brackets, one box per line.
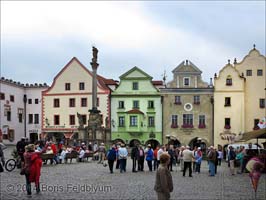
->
[226, 75, 232, 86]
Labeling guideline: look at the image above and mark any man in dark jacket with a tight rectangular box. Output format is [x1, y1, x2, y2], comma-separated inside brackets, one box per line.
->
[131, 143, 139, 172]
[107, 144, 117, 174]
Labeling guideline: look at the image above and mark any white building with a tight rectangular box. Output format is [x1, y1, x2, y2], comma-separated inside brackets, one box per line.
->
[0, 77, 49, 144]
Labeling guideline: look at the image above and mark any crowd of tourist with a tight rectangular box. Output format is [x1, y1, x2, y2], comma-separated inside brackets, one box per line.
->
[0, 137, 263, 199]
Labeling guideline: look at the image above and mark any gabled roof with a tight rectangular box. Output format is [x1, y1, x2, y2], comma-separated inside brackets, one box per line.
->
[119, 66, 152, 80]
[172, 60, 202, 74]
[43, 57, 115, 93]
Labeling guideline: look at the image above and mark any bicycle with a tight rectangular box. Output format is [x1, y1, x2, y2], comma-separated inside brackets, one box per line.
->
[5, 156, 21, 172]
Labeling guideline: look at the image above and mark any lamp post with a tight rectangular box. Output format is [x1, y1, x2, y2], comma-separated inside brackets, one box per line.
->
[23, 94, 27, 138]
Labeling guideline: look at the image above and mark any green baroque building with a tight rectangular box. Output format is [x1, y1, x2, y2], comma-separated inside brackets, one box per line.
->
[111, 67, 163, 148]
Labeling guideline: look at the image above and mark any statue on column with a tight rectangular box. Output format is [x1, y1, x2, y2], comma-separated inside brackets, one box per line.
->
[92, 46, 98, 63]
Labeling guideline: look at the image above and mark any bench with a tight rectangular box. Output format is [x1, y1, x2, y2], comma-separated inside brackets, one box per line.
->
[83, 152, 94, 162]
[65, 151, 79, 163]
[41, 154, 55, 165]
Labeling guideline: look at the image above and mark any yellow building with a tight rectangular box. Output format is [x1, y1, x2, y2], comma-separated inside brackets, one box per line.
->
[214, 46, 266, 148]
[42, 57, 116, 142]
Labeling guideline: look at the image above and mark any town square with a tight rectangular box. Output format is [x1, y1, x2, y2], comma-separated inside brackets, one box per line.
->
[0, 1, 266, 200]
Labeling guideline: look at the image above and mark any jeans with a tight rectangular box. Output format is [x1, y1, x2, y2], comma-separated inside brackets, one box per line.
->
[108, 160, 114, 173]
[119, 159, 127, 173]
[147, 160, 152, 171]
[209, 161, 215, 176]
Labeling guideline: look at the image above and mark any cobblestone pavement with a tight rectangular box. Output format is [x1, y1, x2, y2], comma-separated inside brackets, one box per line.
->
[1, 146, 265, 200]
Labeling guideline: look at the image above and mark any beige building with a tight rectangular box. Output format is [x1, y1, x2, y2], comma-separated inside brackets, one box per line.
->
[161, 60, 214, 152]
[42, 57, 116, 142]
[214, 46, 266, 148]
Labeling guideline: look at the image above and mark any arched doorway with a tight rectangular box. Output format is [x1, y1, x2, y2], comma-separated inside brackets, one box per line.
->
[169, 139, 181, 147]
[145, 139, 160, 150]
[189, 137, 207, 154]
[113, 138, 125, 145]
[129, 139, 141, 147]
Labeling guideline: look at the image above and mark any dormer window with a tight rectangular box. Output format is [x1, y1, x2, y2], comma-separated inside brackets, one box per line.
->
[226, 75, 232, 86]
[183, 77, 190, 86]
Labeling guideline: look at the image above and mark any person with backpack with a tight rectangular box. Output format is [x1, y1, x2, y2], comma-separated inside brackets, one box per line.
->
[107, 144, 116, 174]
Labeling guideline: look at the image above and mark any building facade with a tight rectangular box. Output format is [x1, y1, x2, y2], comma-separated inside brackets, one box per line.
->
[0, 77, 48, 144]
[161, 60, 214, 151]
[42, 57, 116, 142]
[111, 67, 163, 148]
[214, 46, 266, 148]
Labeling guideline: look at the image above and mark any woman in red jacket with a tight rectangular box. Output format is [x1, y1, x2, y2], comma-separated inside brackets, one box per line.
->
[23, 144, 43, 195]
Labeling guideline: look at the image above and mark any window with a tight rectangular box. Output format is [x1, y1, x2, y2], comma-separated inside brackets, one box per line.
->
[198, 115, 206, 128]
[130, 116, 138, 126]
[194, 96, 200, 105]
[171, 115, 178, 128]
[184, 77, 190, 86]
[254, 119, 260, 130]
[18, 108, 23, 123]
[148, 101, 154, 109]
[35, 99, 39, 104]
[257, 69, 263, 76]
[174, 96, 181, 104]
[34, 114, 39, 124]
[259, 99, 265, 108]
[226, 76, 232, 86]
[79, 82, 85, 90]
[133, 100, 139, 109]
[69, 98, 75, 107]
[0, 93, 5, 100]
[119, 116, 125, 127]
[54, 99, 60, 107]
[28, 114, 33, 124]
[224, 118, 231, 129]
[69, 115, 75, 125]
[10, 95, 14, 102]
[182, 114, 193, 128]
[54, 115, 60, 125]
[246, 70, 252, 76]
[28, 99, 32, 104]
[132, 82, 139, 90]
[148, 116, 155, 127]
[81, 115, 87, 125]
[7, 111, 11, 121]
[81, 98, 87, 107]
[118, 101, 124, 109]
[65, 83, 71, 90]
[225, 97, 231, 107]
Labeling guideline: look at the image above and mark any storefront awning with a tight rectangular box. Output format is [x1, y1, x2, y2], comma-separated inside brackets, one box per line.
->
[235, 128, 266, 142]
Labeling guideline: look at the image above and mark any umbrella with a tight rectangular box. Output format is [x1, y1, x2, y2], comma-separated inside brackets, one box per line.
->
[246, 157, 262, 172]
[247, 157, 264, 199]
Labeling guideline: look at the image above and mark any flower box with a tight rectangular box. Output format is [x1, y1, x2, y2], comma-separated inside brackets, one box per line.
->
[171, 124, 178, 128]
[224, 125, 231, 129]
[198, 124, 206, 129]
[182, 124, 194, 128]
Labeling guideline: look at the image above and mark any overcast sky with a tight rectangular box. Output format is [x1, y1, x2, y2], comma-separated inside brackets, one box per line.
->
[1, 1, 265, 85]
